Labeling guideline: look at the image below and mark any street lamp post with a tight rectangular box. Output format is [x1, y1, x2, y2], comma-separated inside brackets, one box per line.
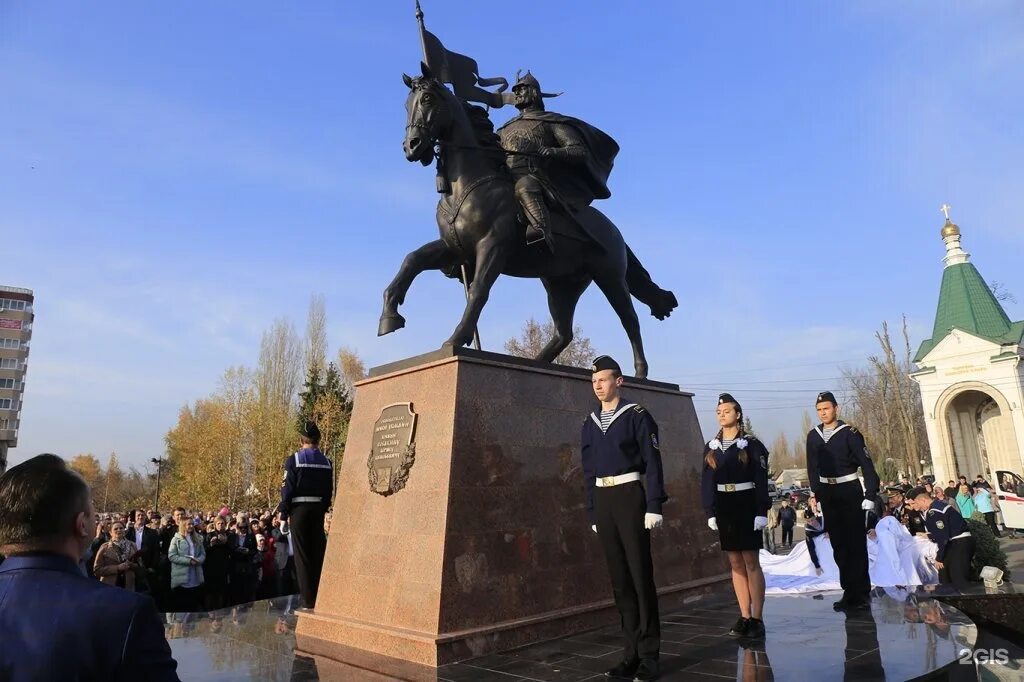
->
[151, 457, 163, 512]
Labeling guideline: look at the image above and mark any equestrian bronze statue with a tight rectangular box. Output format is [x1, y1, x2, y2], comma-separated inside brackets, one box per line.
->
[377, 57, 678, 379]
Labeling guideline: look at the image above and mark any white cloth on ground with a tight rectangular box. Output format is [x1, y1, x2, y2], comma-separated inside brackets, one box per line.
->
[761, 517, 938, 594]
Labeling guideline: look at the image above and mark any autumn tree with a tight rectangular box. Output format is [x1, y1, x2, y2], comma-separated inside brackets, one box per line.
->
[504, 318, 596, 368]
[337, 346, 366, 397]
[841, 316, 928, 479]
[69, 454, 103, 495]
[101, 453, 125, 511]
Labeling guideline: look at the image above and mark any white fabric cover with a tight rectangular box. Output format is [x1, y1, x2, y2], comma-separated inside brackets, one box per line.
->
[762, 518, 939, 594]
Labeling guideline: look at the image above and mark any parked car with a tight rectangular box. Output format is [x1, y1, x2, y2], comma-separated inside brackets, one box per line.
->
[789, 488, 813, 509]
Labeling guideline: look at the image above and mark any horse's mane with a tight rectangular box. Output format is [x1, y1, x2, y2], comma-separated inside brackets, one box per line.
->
[460, 101, 506, 170]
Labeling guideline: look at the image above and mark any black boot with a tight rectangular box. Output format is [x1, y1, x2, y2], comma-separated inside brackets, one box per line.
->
[633, 658, 660, 681]
[743, 618, 766, 639]
[729, 617, 750, 636]
[605, 658, 640, 679]
[525, 224, 555, 253]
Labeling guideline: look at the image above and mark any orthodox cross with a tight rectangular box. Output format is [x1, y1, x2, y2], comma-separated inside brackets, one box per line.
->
[940, 203, 952, 220]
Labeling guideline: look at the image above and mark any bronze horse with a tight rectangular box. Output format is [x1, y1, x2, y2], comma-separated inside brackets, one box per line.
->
[379, 64, 677, 378]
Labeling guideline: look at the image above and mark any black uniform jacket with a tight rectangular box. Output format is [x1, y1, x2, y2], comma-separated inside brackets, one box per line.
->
[806, 421, 880, 501]
[700, 437, 771, 519]
[923, 499, 970, 561]
[580, 400, 667, 524]
[277, 447, 334, 521]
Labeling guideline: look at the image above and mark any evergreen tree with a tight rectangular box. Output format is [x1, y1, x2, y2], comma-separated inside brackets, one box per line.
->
[296, 363, 323, 432]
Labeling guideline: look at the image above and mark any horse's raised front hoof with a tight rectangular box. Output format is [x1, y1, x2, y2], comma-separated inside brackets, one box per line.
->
[378, 313, 406, 336]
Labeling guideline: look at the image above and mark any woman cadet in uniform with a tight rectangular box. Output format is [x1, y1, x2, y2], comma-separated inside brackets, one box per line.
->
[701, 393, 772, 639]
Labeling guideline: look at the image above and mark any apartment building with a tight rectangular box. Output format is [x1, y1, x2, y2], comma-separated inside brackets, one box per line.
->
[0, 286, 33, 473]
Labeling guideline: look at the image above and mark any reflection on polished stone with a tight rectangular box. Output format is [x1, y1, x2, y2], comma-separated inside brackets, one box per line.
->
[166, 589, 976, 681]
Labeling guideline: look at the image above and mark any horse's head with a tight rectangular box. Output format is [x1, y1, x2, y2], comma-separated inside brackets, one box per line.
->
[402, 62, 454, 166]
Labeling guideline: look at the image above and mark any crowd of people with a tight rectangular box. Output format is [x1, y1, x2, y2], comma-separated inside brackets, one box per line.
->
[82, 504, 334, 613]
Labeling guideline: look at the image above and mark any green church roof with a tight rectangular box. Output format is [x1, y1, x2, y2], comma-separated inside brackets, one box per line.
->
[915, 260, 1024, 362]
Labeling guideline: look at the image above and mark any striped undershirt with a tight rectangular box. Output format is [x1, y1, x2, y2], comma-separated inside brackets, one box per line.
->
[720, 438, 737, 451]
[599, 409, 615, 432]
[821, 426, 837, 443]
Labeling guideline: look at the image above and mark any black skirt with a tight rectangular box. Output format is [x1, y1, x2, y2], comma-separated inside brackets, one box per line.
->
[715, 488, 762, 552]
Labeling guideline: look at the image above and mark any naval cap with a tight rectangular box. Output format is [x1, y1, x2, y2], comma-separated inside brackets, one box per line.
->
[885, 484, 910, 497]
[717, 392, 743, 414]
[906, 486, 931, 500]
[591, 355, 621, 374]
[299, 420, 321, 442]
[815, 391, 838, 406]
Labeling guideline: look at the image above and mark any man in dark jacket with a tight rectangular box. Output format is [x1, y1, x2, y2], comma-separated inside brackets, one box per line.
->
[126, 509, 160, 593]
[228, 520, 260, 605]
[778, 499, 797, 548]
[0, 454, 179, 681]
[203, 515, 232, 609]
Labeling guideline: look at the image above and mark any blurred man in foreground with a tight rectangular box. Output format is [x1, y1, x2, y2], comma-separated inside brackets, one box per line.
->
[0, 454, 179, 682]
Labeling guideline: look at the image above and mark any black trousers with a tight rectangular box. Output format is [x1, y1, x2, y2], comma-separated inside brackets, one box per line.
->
[781, 525, 794, 546]
[818, 481, 870, 602]
[940, 536, 975, 590]
[172, 585, 203, 613]
[290, 502, 328, 609]
[595, 481, 659, 662]
[984, 512, 1001, 537]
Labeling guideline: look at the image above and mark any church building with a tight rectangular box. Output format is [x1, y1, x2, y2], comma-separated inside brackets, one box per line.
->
[911, 209, 1024, 489]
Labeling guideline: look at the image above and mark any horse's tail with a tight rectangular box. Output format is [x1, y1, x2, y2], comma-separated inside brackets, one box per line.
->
[626, 246, 677, 320]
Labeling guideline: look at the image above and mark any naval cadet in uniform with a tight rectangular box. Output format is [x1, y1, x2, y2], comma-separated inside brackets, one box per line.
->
[581, 355, 667, 682]
[278, 421, 334, 609]
[805, 391, 880, 611]
[907, 486, 976, 590]
[700, 393, 771, 638]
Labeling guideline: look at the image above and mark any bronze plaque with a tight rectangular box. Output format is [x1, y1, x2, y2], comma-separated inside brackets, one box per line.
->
[367, 402, 417, 496]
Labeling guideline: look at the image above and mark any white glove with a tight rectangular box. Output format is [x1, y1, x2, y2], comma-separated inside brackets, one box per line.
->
[754, 516, 769, 531]
[591, 525, 598, 533]
[644, 513, 663, 530]
[861, 499, 875, 511]
[708, 517, 718, 531]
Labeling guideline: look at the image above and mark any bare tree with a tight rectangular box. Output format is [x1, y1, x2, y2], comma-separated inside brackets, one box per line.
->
[769, 432, 797, 476]
[841, 316, 928, 478]
[793, 411, 813, 465]
[504, 318, 596, 368]
[304, 294, 328, 378]
[990, 281, 1017, 304]
[257, 318, 302, 408]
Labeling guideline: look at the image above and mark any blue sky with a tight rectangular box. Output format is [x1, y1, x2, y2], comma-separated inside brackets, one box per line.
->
[3, 1, 1022, 471]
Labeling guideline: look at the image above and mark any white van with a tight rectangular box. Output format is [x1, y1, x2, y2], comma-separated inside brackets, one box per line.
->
[993, 470, 1024, 531]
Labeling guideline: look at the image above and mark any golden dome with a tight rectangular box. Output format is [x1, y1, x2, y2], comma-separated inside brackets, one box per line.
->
[941, 219, 960, 239]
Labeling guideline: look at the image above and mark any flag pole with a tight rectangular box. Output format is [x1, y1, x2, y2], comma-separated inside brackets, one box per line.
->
[415, 1, 431, 69]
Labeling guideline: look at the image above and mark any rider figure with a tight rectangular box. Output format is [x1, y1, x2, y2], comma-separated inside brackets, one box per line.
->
[498, 71, 618, 254]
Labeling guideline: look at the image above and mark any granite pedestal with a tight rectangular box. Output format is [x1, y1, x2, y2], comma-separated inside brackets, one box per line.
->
[295, 347, 728, 669]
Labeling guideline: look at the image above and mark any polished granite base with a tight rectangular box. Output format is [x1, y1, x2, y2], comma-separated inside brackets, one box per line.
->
[167, 588, 979, 681]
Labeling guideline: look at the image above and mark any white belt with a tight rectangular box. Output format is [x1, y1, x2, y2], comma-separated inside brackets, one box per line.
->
[717, 482, 754, 492]
[951, 532, 971, 541]
[819, 473, 859, 485]
[595, 472, 641, 488]
[292, 496, 323, 503]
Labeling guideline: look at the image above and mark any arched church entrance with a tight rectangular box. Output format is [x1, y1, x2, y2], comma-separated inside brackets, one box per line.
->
[944, 389, 1021, 480]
